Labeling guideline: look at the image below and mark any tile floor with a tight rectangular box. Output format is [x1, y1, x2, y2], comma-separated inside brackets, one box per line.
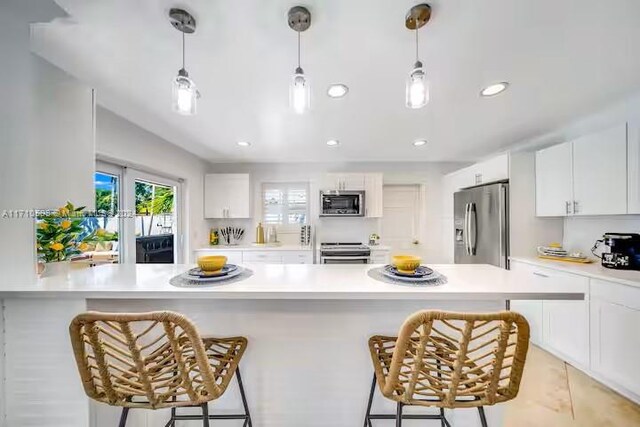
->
[504, 345, 640, 426]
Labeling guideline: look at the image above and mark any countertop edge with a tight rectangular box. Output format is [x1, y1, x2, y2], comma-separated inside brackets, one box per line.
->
[510, 256, 640, 289]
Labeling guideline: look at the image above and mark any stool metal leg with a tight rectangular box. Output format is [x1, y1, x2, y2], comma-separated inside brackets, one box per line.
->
[201, 403, 210, 427]
[236, 367, 253, 427]
[363, 374, 376, 427]
[395, 402, 403, 427]
[478, 406, 488, 427]
[118, 408, 129, 427]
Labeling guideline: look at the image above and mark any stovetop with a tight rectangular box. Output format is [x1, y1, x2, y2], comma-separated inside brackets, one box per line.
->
[320, 242, 370, 253]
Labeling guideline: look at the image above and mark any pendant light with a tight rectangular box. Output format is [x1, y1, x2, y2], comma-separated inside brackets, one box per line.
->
[288, 6, 311, 114]
[169, 8, 199, 115]
[405, 4, 431, 109]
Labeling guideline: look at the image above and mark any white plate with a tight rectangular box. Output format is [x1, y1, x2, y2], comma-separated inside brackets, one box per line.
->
[381, 267, 442, 283]
[186, 266, 244, 282]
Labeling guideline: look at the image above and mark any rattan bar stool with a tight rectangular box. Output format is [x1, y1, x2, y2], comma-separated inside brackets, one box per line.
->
[69, 311, 253, 427]
[364, 310, 529, 427]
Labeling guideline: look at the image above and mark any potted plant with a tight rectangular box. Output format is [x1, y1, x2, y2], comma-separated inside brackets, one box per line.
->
[36, 202, 98, 276]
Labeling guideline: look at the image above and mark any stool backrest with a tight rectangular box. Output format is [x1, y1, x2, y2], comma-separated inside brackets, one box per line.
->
[383, 310, 529, 407]
[69, 311, 221, 409]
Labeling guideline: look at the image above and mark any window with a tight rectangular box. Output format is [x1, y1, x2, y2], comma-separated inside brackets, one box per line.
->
[262, 182, 309, 226]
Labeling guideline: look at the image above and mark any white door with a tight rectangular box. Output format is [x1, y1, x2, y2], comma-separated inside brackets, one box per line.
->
[535, 142, 573, 216]
[226, 174, 251, 218]
[381, 185, 422, 257]
[628, 120, 640, 214]
[543, 300, 590, 368]
[572, 124, 628, 215]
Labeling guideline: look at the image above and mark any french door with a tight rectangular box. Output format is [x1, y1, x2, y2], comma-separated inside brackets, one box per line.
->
[123, 168, 183, 264]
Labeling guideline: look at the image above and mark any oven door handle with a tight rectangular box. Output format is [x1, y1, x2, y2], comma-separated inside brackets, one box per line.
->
[321, 256, 371, 261]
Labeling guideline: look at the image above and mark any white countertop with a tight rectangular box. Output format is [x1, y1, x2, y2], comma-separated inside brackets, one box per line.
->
[1, 264, 584, 300]
[196, 244, 313, 252]
[510, 256, 640, 288]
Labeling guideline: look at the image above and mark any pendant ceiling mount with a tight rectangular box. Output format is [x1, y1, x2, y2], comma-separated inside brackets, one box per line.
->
[169, 8, 196, 34]
[405, 3, 431, 30]
[288, 6, 311, 32]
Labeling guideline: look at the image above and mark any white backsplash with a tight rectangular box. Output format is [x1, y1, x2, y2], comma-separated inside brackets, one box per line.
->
[316, 217, 380, 244]
[563, 215, 640, 255]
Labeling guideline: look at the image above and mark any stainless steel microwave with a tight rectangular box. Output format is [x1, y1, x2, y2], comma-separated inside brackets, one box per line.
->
[320, 191, 365, 217]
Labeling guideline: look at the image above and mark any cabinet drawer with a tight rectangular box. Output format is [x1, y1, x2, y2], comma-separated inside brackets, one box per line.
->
[591, 279, 640, 311]
[510, 261, 589, 292]
[243, 251, 283, 263]
[282, 251, 313, 264]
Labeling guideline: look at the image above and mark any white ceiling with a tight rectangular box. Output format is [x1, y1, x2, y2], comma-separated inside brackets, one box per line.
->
[32, 0, 640, 163]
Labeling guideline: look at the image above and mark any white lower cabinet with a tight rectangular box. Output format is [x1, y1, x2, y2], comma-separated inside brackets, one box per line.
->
[194, 249, 313, 265]
[370, 248, 391, 264]
[590, 279, 640, 398]
[510, 260, 640, 403]
[509, 261, 590, 367]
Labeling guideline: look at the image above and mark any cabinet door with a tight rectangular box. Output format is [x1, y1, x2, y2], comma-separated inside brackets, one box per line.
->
[535, 142, 573, 216]
[282, 251, 313, 264]
[204, 174, 228, 218]
[243, 251, 283, 264]
[628, 120, 640, 214]
[474, 153, 509, 185]
[364, 173, 384, 217]
[590, 279, 640, 397]
[342, 173, 366, 190]
[370, 250, 390, 265]
[544, 300, 590, 368]
[226, 174, 251, 218]
[510, 300, 543, 345]
[572, 124, 628, 215]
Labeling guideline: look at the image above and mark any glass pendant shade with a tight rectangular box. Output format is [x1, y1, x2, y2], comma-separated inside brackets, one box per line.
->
[406, 62, 429, 109]
[172, 69, 197, 115]
[290, 68, 310, 114]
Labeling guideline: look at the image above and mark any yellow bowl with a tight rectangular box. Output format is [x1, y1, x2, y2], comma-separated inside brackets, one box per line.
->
[392, 255, 422, 274]
[198, 255, 227, 273]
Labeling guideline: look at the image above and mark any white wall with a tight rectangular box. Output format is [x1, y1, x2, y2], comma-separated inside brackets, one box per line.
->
[208, 162, 463, 263]
[0, 1, 94, 285]
[96, 107, 212, 262]
[564, 216, 640, 255]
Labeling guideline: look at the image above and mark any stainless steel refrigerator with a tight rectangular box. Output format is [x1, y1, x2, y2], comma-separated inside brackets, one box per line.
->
[454, 181, 509, 268]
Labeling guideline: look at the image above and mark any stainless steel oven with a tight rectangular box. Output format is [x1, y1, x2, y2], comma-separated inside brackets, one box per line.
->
[320, 243, 371, 264]
[320, 191, 365, 217]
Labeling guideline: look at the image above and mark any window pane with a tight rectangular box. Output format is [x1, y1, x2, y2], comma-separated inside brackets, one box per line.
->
[262, 183, 309, 226]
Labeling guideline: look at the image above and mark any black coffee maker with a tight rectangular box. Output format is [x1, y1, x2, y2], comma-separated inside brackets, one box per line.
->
[592, 233, 640, 270]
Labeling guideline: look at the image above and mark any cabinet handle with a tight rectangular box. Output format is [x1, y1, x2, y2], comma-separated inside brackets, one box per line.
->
[532, 272, 549, 278]
[573, 200, 580, 214]
[565, 201, 572, 215]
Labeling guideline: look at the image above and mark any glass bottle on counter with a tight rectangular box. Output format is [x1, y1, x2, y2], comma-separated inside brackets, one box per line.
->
[209, 228, 219, 246]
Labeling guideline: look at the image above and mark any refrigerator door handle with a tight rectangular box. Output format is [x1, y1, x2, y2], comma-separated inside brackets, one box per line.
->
[463, 203, 470, 255]
[498, 185, 506, 268]
[468, 202, 477, 256]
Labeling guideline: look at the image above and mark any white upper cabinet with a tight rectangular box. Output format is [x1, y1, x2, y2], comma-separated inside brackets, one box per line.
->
[628, 120, 640, 214]
[471, 153, 509, 186]
[572, 124, 628, 215]
[535, 123, 629, 216]
[324, 173, 366, 191]
[535, 142, 573, 216]
[364, 173, 384, 217]
[204, 174, 251, 219]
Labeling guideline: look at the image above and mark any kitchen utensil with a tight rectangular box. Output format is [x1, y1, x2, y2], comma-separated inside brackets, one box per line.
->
[256, 222, 265, 244]
[266, 226, 278, 244]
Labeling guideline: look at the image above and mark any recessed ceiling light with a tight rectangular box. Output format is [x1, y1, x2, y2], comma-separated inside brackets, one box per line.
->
[327, 84, 349, 98]
[326, 139, 340, 147]
[480, 82, 509, 97]
[237, 141, 251, 147]
[413, 139, 427, 147]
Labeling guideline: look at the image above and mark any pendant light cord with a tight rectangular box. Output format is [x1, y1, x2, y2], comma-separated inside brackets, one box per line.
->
[297, 30, 301, 69]
[182, 31, 186, 69]
[415, 26, 419, 63]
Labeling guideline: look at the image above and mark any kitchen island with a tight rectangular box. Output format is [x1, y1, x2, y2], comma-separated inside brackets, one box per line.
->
[0, 263, 584, 427]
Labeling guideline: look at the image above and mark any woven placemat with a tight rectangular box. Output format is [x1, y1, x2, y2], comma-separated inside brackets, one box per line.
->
[367, 266, 447, 287]
[169, 268, 254, 288]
